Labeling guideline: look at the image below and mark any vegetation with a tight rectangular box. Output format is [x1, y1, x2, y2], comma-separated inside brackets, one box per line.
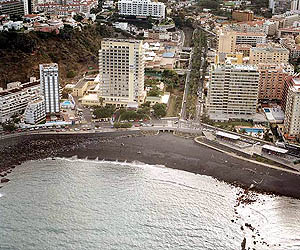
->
[1, 122, 17, 132]
[73, 14, 84, 22]
[0, 22, 119, 88]
[66, 70, 76, 78]
[145, 78, 160, 87]
[114, 122, 132, 128]
[185, 29, 207, 119]
[148, 86, 162, 97]
[93, 105, 116, 118]
[198, 0, 221, 10]
[62, 88, 73, 99]
[119, 108, 149, 121]
[162, 69, 181, 90]
[153, 103, 167, 118]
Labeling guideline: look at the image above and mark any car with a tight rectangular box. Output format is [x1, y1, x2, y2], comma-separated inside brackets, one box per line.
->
[74, 128, 80, 131]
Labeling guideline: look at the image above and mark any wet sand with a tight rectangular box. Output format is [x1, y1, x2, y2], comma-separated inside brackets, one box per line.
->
[1, 131, 300, 198]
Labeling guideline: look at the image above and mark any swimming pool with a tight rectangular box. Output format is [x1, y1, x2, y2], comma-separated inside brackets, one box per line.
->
[240, 128, 264, 133]
[264, 108, 270, 113]
[62, 101, 71, 105]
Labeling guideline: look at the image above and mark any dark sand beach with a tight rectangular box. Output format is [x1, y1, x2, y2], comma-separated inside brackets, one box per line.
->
[1, 131, 300, 198]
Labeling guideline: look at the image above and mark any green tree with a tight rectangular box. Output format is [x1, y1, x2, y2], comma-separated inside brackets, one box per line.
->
[93, 106, 115, 118]
[74, 14, 84, 22]
[153, 103, 167, 118]
[62, 88, 73, 99]
[66, 70, 76, 78]
[2, 122, 17, 132]
[148, 86, 161, 97]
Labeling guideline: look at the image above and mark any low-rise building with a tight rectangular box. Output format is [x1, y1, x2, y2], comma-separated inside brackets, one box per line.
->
[0, 78, 40, 123]
[281, 35, 300, 59]
[24, 98, 46, 124]
[249, 43, 290, 64]
[232, 10, 254, 22]
[235, 44, 252, 57]
[72, 78, 95, 97]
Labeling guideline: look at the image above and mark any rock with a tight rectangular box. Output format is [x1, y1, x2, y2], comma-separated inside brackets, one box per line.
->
[241, 237, 246, 250]
[1, 178, 10, 183]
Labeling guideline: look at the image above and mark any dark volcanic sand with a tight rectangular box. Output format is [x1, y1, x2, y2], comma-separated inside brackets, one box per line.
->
[1, 131, 300, 198]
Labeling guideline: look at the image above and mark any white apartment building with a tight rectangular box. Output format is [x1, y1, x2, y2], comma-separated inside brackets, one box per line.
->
[24, 98, 46, 124]
[0, 78, 40, 123]
[39, 63, 60, 114]
[284, 78, 300, 138]
[207, 64, 260, 121]
[291, 0, 300, 11]
[99, 38, 145, 107]
[249, 43, 290, 64]
[118, 0, 166, 19]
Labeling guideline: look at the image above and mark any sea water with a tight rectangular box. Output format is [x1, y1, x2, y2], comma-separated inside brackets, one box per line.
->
[0, 158, 300, 250]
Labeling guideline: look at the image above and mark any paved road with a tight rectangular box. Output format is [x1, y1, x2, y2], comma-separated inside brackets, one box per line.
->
[180, 48, 193, 120]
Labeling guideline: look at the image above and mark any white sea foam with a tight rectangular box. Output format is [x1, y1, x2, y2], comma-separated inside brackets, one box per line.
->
[51, 156, 167, 169]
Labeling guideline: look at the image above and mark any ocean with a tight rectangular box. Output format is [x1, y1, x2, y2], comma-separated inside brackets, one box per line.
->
[0, 158, 300, 250]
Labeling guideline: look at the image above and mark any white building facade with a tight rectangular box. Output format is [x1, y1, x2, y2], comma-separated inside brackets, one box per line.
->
[39, 63, 60, 114]
[0, 78, 40, 123]
[291, 0, 300, 11]
[24, 98, 46, 124]
[284, 78, 300, 137]
[118, 0, 165, 19]
[207, 64, 260, 121]
[99, 38, 145, 107]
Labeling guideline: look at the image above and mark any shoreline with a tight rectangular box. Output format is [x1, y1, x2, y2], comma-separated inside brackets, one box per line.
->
[1, 131, 300, 199]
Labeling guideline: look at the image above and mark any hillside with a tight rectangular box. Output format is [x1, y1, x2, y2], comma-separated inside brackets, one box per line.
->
[0, 23, 128, 88]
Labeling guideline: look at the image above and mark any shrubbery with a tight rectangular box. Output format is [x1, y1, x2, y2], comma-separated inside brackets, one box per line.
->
[114, 122, 132, 128]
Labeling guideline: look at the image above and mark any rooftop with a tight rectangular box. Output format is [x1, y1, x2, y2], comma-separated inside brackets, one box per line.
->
[216, 131, 240, 140]
[74, 78, 90, 89]
[102, 38, 142, 44]
[262, 144, 288, 154]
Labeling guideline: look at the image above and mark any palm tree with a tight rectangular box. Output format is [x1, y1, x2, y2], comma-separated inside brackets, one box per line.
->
[99, 97, 104, 106]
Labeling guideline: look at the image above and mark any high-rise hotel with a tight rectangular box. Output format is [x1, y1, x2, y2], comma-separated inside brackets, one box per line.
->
[39, 63, 60, 114]
[99, 39, 145, 107]
[207, 64, 260, 121]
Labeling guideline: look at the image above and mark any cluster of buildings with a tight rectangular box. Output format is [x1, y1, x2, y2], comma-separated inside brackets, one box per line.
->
[67, 37, 174, 110]
[0, 12, 82, 33]
[36, 0, 98, 17]
[0, 0, 97, 16]
[205, 6, 300, 140]
[0, 63, 61, 125]
[0, 0, 166, 18]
